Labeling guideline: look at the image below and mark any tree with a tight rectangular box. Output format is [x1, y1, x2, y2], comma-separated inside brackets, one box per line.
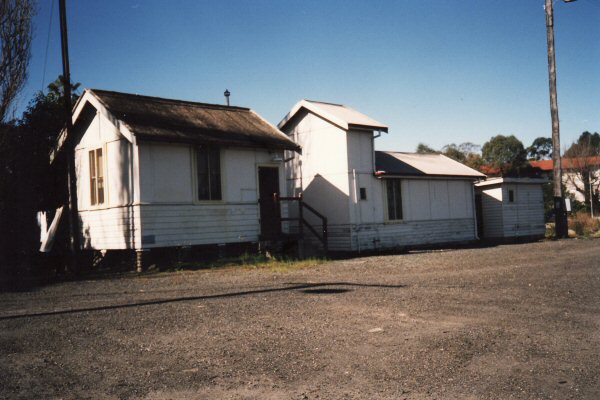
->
[562, 132, 600, 213]
[441, 143, 466, 163]
[482, 135, 527, 174]
[0, 76, 80, 273]
[527, 137, 553, 160]
[416, 143, 437, 154]
[0, 0, 34, 122]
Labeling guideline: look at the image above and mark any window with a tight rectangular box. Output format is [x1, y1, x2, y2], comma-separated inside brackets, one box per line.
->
[196, 145, 221, 200]
[386, 179, 403, 220]
[508, 189, 515, 203]
[359, 187, 367, 200]
[89, 148, 104, 205]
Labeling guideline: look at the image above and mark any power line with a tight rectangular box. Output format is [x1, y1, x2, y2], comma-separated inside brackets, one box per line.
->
[41, 0, 55, 92]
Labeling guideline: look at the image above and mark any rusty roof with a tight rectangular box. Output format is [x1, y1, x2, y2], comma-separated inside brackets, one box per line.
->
[89, 89, 300, 151]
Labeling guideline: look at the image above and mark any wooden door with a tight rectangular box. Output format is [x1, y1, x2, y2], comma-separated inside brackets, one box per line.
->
[258, 167, 281, 240]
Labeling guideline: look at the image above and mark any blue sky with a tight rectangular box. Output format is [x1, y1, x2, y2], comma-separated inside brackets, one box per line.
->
[16, 0, 600, 152]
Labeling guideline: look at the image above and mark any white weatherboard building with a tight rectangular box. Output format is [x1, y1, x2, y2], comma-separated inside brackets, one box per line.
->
[279, 100, 485, 252]
[475, 178, 547, 241]
[52, 89, 299, 263]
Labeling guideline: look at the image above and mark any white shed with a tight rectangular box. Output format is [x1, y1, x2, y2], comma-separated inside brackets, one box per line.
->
[475, 177, 547, 241]
[278, 100, 485, 252]
[52, 89, 299, 265]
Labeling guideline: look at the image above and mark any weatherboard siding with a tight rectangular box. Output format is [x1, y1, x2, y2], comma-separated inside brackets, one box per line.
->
[138, 203, 260, 248]
[501, 184, 545, 238]
[79, 206, 141, 250]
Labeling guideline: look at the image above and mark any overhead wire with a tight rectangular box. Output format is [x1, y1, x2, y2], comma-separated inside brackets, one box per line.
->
[41, 0, 56, 92]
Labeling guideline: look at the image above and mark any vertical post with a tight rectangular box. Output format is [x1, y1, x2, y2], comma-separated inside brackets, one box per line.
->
[59, 0, 80, 269]
[545, 0, 568, 238]
[590, 170, 594, 218]
[298, 195, 305, 259]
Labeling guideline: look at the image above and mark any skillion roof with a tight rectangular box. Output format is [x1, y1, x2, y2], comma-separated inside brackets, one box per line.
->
[64, 89, 300, 152]
[375, 152, 486, 179]
[278, 99, 388, 132]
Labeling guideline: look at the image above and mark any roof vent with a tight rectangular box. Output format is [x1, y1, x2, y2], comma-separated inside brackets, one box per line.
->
[224, 89, 230, 106]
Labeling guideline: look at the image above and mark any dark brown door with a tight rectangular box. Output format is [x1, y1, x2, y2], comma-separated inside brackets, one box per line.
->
[258, 167, 281, 240]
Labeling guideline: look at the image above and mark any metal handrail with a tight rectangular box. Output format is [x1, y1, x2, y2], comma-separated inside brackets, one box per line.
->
[275, 195, 328, 252]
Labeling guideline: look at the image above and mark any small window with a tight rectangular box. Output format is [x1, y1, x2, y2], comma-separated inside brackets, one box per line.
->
[197, 145, 221, 200]
[386, 179, 403, 220]
[508, 189, 515, 203]
[359, 187, 367, 200]
[89, 148, 104, 205]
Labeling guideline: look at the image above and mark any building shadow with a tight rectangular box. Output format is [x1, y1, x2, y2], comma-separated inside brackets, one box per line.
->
[0, 281, 406, 321]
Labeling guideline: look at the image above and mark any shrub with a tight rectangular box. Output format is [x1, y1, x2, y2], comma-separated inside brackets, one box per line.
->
[568, 212, 600, 237]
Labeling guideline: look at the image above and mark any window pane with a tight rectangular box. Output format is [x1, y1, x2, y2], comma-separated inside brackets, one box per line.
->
[96, 149, 103, 178]
[97, 177, 104, 204]
[209, 147, 221, 200]
[387, 180, 396, 220]
[197, 147, 209, 200]
[394, 180, 403, 220]
[89, 150, 96, 205]
[387, 180, 402, 220]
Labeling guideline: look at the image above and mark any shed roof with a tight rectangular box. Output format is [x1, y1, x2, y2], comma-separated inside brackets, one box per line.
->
[475, 177, 548, 187]
[278, 99, 388, 132]
[375, 152, 486, 179]
[84, 89, 299, 151]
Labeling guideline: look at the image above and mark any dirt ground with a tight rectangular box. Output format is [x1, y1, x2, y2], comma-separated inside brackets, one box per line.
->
[0, 239, 599, 399]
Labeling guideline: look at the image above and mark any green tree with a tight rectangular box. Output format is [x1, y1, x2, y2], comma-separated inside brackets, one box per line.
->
[441, 143, 466, 162]
[0, 0, 35, 122]
[0, 76, 80, 273]
[416, 143, 437, 154]
[482, 135, 527, 174]
[527, 137, 553, 160]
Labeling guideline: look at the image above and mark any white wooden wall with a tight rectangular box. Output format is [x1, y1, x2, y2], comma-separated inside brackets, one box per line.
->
[478, 183, 545, 239]
[137, 143, 285, 249]
[75, 112, 140, 250]
[75, 109, 287, 250]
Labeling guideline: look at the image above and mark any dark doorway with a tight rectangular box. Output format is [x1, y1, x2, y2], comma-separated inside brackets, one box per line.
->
[258, 166, 281, 240]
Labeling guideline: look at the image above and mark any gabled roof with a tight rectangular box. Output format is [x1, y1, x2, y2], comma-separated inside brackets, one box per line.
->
[57, 89, 299, 155]
[278, 99, 388, 132]
[375, 152, 486, 179]
[529, 157, 600, 171]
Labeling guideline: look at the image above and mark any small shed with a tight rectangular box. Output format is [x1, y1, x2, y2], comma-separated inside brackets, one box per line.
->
[475, 177, 547, 241]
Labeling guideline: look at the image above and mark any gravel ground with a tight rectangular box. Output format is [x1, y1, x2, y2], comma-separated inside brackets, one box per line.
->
[0, 239, 599, 399]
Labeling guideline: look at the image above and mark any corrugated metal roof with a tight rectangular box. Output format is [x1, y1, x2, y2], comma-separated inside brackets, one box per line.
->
[89, 89, 299, 151]
[278, 99, 388, 132]
[375, 152, 486, 179]
[475, 177, 548, 187]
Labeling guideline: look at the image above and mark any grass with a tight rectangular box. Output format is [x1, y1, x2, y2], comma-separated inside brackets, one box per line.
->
[161, 253, 327, 274]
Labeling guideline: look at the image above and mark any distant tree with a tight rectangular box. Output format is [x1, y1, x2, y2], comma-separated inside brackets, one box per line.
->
[0, 0, 34, 122]
[482, 135, 527, 174]
[562, 132, 600, 212]
[527, 137, 553, 160]
[416, 143, 437, 154]
[441, 143, 466, 163]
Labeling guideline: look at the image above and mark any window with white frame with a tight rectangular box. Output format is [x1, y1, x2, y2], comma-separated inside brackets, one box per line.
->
[89, 148, 104, 205]
[196, 145, 221, 200]
[386, 179, 403, 220]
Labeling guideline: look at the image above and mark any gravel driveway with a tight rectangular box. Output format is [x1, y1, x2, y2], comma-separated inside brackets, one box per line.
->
[1, 239, 599, 399]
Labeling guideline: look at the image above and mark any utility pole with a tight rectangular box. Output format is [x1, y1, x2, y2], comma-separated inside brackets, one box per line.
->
[545, 0, 569, 238]
[59, 0, 80, 270]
